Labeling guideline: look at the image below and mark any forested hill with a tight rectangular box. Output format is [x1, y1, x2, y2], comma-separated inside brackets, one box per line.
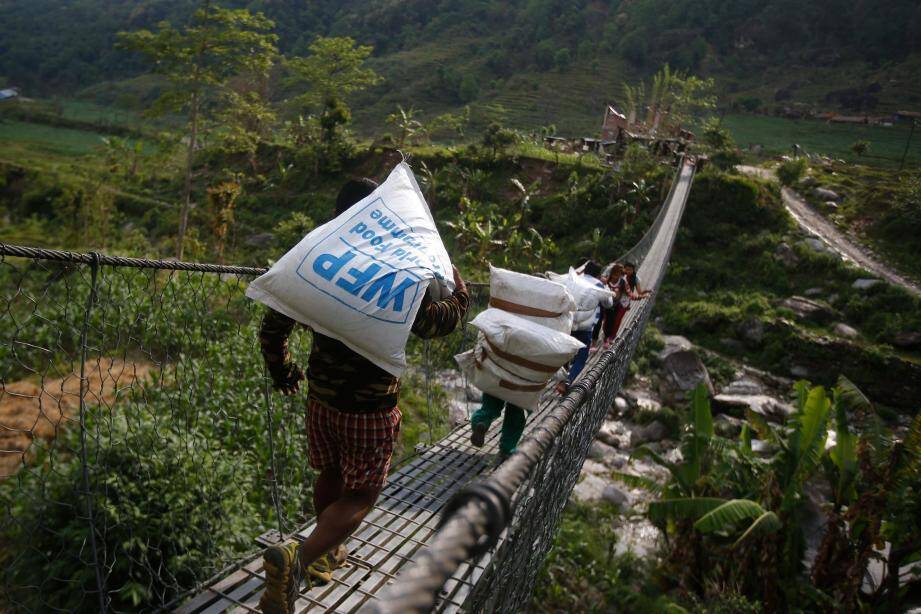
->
[2, 0, 921, 131]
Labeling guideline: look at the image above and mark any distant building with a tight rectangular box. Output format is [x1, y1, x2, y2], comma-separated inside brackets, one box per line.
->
[828, 115, 868, 124]
[601, 105, 628, 141]
[543, 136, 572, 152]
[0, 88, 20, 102]
[574, 137, 602, 153]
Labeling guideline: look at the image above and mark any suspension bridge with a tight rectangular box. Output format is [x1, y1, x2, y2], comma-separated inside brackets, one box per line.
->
[0, 157, 695, 613]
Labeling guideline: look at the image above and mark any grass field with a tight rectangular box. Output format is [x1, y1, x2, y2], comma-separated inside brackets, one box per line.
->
[724, 114, 921, 167]
[60, 100, 141, 129]
[0, 120, 107, 157]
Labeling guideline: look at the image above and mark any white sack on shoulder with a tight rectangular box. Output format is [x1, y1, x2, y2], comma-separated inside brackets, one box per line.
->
[469, 309, 584, 366]
[455, 349, 546, 410]
[246, 162, 452, 377]
[472, 334, 567, 384]
[488, 265, 575, 333]
[547, 268, 613, 311]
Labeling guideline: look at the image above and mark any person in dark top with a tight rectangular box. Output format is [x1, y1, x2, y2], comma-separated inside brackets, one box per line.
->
[259, 178, 469, 614]
[594, 262, 624, 347]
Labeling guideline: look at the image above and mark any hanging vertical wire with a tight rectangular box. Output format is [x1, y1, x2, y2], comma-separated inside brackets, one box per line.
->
[261, 365, 286, 539]
[76, 252, 107, 613]
[423, 338, 435, 448]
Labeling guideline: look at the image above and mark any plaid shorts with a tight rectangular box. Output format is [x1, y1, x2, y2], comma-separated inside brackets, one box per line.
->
[306, 398, 402, 490]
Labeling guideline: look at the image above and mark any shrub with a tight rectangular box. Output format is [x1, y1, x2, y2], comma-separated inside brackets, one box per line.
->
[0, 416, 259, 611]
[684, 170, 786, 242]
[776, 158, 808, 186]
[273, 211, 316, 252]
[710, 148, 743, 170]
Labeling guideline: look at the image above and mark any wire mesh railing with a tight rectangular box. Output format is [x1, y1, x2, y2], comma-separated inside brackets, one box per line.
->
[367, 159, 696, 613]
[0, 241, 487, 613]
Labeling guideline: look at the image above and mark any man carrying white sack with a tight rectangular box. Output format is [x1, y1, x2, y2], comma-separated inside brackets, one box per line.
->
[470, 393, 526, 462]
[556, 260, 613, 395]
[463, 266, 583, 462]
[255, 177, 469, 614]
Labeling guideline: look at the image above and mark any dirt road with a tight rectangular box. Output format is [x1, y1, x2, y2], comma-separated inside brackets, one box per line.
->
[0, 357, 152, 478]
[738, 166, 921, 296]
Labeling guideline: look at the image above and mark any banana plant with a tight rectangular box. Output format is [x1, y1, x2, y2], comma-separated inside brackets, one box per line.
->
[386, 104, 426, 148]
[627, 383, 834, 551]
[623, 385, 739, 526]
[812, 376, 921, 610]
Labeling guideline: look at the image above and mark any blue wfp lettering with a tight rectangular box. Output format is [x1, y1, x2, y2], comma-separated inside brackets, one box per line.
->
[313, 251, 355, 280]
[312, 248, 415, 312]
[361, 272, 415, 311]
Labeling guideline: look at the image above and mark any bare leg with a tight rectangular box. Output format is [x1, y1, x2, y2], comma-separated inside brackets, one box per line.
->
[312, 467, 344, 516]
[298, 486, 381, 569]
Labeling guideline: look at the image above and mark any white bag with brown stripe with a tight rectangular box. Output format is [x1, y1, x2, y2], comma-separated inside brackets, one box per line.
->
[455, 267, 582, 410]
[487, 265, 575, 333]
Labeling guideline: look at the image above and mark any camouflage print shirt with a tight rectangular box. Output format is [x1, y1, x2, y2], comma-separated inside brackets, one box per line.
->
[259, 286, 469, 413]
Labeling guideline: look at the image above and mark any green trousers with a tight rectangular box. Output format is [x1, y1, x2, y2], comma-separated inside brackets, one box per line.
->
[470, 392, 526, 455]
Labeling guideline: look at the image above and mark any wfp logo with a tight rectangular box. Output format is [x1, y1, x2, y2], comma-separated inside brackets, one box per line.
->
[295, 197, 431, 324]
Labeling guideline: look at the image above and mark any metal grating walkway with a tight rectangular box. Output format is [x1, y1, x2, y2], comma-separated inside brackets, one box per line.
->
[176, 392, 559, 614]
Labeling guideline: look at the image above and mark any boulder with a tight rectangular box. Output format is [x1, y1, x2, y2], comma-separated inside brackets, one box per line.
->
[571, 474, 609, 503]
[802, 237, 834, 255]
[852, 278, 882, 291]
[630, 420, 669, 447]
[581, 459, 608, 476]
[715, 414, 744, 437]
[712, 393, 795, 422]
[657, 335, 693, 360]
[775, 242, 799, 267]
[738, 316, 765, 346]
[597, 420, 627, 449]
[601, 485, 630, 507]
[833, 323, 859, 339]
[636, 395, 662, 412]
[798, 176, 818, 187]
[814, 187, 841, 201]
[891, 331, 921, 350]
[779, 296, 836, 323]
[721, 375, 764, 396]
[589, 439, 619, 464]
[447, 399, 470, 427]
[622, 387, 662, 413]
[658, 347, 714, 404]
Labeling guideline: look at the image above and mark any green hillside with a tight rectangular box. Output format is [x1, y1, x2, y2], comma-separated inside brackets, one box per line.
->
[2, 0, 921, 136]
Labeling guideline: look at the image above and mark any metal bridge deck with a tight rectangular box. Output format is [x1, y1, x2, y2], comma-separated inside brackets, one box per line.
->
[176, 395, 556, 614]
